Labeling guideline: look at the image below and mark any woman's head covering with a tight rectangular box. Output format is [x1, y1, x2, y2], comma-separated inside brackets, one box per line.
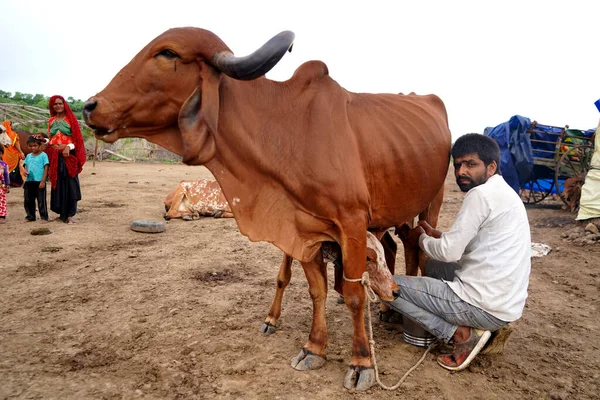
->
[46, 95, 87, 185]
[1, 119, 23, 171]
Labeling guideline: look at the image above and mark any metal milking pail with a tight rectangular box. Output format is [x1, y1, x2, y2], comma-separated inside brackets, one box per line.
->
[402, 318, 436, 347]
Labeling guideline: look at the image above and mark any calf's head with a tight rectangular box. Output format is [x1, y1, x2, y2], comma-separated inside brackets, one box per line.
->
[365, 232, 399, 302]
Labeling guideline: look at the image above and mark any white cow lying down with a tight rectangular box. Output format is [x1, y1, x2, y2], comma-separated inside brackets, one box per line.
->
[0, 125, 11, 147]
[163, 179, 234, 220]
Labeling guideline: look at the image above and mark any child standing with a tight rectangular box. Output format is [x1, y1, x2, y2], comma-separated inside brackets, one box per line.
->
[23, 136, 49, 222]
[0, 144, 10, 224]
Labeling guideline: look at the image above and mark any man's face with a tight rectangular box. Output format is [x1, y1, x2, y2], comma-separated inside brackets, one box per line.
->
[453, 153, 497, 192]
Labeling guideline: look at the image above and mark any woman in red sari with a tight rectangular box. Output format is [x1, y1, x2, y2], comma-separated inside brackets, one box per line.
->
[36, 96, 86, 224]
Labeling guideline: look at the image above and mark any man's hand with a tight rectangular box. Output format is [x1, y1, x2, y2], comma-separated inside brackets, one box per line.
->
[62, 148, 70, 157]
[418, 220, 443, 239]
[39, 181, 46, 189]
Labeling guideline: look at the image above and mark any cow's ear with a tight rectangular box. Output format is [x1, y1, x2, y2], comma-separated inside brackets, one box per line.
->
[366, 247, 377, 262]
[178, 63, 221, 165]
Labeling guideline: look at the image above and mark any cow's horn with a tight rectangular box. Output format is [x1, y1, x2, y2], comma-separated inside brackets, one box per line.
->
[212, 31, 295, 81]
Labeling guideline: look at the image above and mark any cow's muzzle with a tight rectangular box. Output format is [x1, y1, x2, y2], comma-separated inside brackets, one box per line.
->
[82, 99, 97, 124]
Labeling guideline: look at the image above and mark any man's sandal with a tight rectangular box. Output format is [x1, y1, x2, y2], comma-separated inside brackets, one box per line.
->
[437, 328, 491, 372]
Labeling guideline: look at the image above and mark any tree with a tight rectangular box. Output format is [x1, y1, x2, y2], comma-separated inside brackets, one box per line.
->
[32, 94, 46, 104]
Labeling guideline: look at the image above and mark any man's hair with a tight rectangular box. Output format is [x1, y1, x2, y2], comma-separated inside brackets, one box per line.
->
[451, 133, 501, 174]
[0, 143, 4, 155]
[27, 135, 41, 145]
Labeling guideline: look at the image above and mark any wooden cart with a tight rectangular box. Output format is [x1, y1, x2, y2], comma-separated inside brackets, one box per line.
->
[520, 122, 595, 207]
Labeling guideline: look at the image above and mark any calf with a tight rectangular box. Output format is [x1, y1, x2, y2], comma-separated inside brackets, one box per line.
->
[163, 179, 233, 220]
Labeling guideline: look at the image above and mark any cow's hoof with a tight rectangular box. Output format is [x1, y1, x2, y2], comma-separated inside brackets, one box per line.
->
[344, 366, 375, 391]
[259, 321, 277, 335]
[291, 348, 326, 371]
[163, 215, 171, 221]
[182, 215, 193, 221]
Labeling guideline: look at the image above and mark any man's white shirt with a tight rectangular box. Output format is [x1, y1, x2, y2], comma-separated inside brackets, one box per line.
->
[419, 174, 531, 321]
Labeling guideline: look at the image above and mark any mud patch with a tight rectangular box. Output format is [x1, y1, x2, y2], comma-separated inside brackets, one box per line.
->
[102, 202, 125, 208]
[534, 216, 575, 228]
[41, 246, 63, 253]
[16, 261, 57, 277]
[191, 268, 241, 284]
[63, 346, 118, 371]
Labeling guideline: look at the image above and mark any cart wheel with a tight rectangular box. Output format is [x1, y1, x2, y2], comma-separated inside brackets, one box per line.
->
[555, 145, 593, 209]
[520, 170, 554, 204]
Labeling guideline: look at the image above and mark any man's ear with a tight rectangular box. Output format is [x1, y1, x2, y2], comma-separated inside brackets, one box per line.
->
[178, 63, 221, 165]
[487, 160, 498, 177]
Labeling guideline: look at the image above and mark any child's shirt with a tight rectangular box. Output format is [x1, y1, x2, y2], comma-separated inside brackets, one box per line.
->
[23, 152, 50, 182]
[0, 160, 9, 186]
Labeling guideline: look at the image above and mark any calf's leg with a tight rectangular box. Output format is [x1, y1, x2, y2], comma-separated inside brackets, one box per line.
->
[260, 254, 293, 334]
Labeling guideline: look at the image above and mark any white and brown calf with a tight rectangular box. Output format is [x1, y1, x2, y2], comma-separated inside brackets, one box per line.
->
[163, 179, 234, 220]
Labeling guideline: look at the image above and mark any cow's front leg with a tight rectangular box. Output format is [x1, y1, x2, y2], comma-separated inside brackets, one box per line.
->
[291, 255, 328, 371]
[260, 254, 293, 334]
[340, 229, 375, 391]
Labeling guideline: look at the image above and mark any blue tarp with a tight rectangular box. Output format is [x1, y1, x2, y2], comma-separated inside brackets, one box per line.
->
[484, 115, 534, 193]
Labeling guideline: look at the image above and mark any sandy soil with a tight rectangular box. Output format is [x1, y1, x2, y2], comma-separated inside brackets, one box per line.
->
[1, 161, 599, 400]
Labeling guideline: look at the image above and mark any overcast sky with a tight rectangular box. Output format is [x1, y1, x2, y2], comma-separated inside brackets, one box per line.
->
[1, 0, 598, 137]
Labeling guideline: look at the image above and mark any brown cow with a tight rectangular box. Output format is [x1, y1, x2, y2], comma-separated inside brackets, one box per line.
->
[561, 174, 585, 212]
[17, 131, 47, 156]
[83, 28, 451, 390]
[163, 179, 234, 220]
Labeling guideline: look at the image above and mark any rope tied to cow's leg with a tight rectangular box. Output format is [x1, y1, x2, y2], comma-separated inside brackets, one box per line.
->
[343, 271, 438, 391]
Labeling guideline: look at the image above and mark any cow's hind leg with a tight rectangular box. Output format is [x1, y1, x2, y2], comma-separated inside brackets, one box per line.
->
[260, 254, 293, 335]
[377, 231, 403, 323]
[417, 185, 445, 274]
[398, 222, 420, 276]
[291, 255, 328, 371]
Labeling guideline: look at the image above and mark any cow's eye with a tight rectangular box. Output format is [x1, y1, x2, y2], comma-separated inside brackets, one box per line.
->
[155, 49, 180, 59]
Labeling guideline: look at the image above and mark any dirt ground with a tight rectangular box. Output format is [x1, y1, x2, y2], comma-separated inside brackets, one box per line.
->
[1, 161, 599, 400]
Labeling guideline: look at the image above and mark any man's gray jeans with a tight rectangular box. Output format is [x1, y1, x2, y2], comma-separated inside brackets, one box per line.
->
[384, 259, 507, 343]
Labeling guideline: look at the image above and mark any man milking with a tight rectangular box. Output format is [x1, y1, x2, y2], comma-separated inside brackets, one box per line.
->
[386, 133, 531, 371]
